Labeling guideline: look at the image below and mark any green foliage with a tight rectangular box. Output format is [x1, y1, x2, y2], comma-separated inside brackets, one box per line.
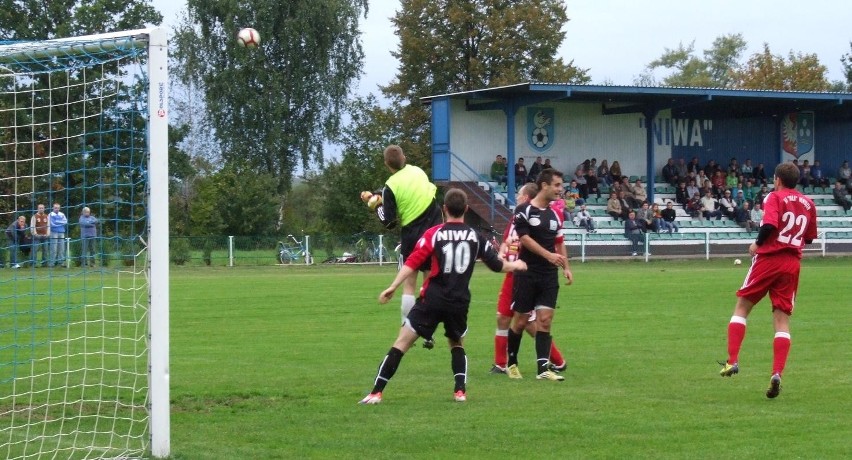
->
[188, 164, 279, 237]
[647, 35, 747, 87]
[0, 0, 162, 40]
[172, 0, 368, 193]
[842, 42, 852, 92]
[170, 238, 191, 265]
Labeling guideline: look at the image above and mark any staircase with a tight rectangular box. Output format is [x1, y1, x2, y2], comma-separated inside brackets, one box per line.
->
[440, 180, 513, 233]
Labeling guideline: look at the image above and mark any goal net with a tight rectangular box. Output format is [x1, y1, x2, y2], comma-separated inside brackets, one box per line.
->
[0, 29, 169, 459]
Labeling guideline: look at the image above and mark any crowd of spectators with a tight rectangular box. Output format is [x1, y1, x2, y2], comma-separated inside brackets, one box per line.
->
[3, 202, 98, 268]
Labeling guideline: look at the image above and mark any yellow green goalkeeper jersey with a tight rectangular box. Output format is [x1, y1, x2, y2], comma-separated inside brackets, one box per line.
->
[385, 165, 437, 227]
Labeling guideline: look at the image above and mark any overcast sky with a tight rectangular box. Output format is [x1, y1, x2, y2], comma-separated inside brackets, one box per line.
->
[152, 0, 852, 94]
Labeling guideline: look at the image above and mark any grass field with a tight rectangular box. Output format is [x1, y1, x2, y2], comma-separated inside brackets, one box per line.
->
[166, 257, 851, 459]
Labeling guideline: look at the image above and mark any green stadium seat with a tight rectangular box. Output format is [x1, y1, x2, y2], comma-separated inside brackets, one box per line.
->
[802, 186, 814, 194]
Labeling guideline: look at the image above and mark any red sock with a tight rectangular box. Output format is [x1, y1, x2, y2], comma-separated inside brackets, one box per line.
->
[772, 332, 791, 376]
[549, 342, 565, 367]
[727, 316, 747, 364]
[494, 330, 508, 368]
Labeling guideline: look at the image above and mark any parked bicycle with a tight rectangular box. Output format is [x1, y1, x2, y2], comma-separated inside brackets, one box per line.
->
[277, 234, 312, 264]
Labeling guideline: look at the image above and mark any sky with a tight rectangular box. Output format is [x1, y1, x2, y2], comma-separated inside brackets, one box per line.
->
[152, 0, 852, 96]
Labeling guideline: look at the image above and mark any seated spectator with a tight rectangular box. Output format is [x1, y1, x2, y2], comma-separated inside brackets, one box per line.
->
[542, 158, 553, 171]
[704, 159, 720, 177]
[734, 189, 746, 208]
[624, 210, 645, 256]
[514, 157, 528, 187]
[740, 159, 754, 180]
[799, 159, 812, 187]
[833, 181, 852, 211]
[711, 171, 726, 197]
[838, 160, 851, 186]
[728, 157, 739, 174]
[660, 202, 679, 233]
[528, 156, 543, 182]
[636, 202, 656, 232]
[742, 179, 756, 205]
[490, 155, 507, 186]
[685, 193, 703, 218]
[675, 158, 688, 184]
[573, 167, 588, 199]
[609, 160, 623, 184]
[617, 191, 633, 219]
[750, 202, 764, 228]
[606, 191, 626, 221]
[735, 201, 759, 233]
[687, 156, 701, 174]
[597, 160, 610, 186]
[700, 190, 722, 220]
[754, 184, 770, 206]
[752, 162, 768, 185]
[675, 181, 689, 207]
[629, 179, 647, 208]
[686, 180, 700, 203]
[696, 170, 710, 190]
[718, 190, 737, 220]
[725, 170, 738, 190]
[562, 184, 579, 223]
[662, 158, 678, 186]
[586, 168, 601, 198]
[810, 160, 828, 188]
[574, 204, 596, 233]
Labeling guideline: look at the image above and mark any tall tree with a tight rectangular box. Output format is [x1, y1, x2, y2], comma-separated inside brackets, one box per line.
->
[839, 42, 852, 92]
[736, 43, 829, 91]
[646, 34, 747, 87]
[172, 0, 367, 194]
[0, 0, 161, 39]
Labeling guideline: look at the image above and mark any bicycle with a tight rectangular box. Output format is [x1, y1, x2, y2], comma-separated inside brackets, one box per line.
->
[277, 234, 312, 264]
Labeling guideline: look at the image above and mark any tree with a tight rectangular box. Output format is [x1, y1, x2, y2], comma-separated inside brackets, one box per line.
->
[172, 0, 367, 194]
[646, 34, 747, 87]
[840, 42, 852, 92]
[377, 0, 589, 171]
[736, 43, 829, 91]
[0, 0, 161, 39]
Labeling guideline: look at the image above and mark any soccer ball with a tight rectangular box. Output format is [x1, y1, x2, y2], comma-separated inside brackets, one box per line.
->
[237, 28, 260, 48]
[734, 259, 742, 265]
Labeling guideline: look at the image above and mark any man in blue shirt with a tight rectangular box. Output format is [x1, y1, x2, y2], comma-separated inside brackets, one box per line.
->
[48, 203, 68, 267]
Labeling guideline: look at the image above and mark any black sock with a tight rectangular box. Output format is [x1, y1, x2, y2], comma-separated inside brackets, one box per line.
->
[451, 347, 467, 392]
[535, 331, 553, 374]
[507, 328, 522, 367]
[371, 347, 404, 393]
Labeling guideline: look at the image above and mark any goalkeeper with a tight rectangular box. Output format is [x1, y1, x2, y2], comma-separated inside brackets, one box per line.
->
[362, 145, 443, 346]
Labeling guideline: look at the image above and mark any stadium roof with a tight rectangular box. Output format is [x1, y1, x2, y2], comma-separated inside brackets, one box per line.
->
[421, 83, 852, 120]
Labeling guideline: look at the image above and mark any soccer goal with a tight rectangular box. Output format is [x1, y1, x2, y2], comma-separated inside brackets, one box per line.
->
[0, 29, 169, 459]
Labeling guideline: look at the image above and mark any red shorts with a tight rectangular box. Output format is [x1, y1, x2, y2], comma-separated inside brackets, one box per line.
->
[496, 273, 514, 317]
[736, 251, 801, 315]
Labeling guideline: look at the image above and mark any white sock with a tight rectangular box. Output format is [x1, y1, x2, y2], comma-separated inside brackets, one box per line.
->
[400, 294, 415, 323]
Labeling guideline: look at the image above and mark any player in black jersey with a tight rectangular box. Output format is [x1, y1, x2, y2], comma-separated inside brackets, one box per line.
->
[358, 189, 527, 404]
[505, 169, 574, 381]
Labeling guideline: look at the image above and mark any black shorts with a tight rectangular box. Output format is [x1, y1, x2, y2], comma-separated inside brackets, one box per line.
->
[511, 270, 559, 314]
[406, 302, 468, 342]
[400, 201, 443, 267]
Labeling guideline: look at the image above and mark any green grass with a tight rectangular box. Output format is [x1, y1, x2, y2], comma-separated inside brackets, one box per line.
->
[2, 258, 849, 458]
[166, 258, 852, 459]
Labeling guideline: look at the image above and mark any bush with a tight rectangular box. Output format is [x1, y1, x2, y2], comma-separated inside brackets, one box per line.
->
[171, 238, 191, 266]
[202, 240, 213, 266]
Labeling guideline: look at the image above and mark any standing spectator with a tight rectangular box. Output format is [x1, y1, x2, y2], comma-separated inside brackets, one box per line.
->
[49, 203, 68, 267]
[79, 207, 99, 267]
[718, 162, 818, 399]
[574, 204, 596, 233]
[837, 160, 851, 186]
[528, 156, 543, 182]
[609, 160, 623, 184]
[810, 160, 828, 188]
[6, 215, 30, 269]
[365, 145, 444, 337]
[504, 169, 573, 382]
[753, 162, 768, 185]
[606, 191, 625, 221]
[624, 211, 645, 256]
[675, 158, 688, 184]
[573, 167, 588, 199]
[701, 190, 722, 220]
[490, 155, 507, 186]
[833, 181, 852, 211]
[30, 203, 50, 267]
[597, 159, 610, 186]
[660, 202, 680, 233]
[675, 181, 690, 207]
[514, 157, 528, 188]
[799, 160, 812, 187]
[358, 188, 528, 404]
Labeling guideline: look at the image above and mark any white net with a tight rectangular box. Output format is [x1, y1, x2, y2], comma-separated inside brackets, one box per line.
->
[0, 32, 158, 459]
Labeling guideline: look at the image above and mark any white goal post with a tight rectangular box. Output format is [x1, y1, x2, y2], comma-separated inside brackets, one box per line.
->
[0, 28, 169, 458]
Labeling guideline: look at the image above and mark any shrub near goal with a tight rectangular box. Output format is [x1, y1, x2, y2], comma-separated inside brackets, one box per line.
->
[0, 29, 170, 458]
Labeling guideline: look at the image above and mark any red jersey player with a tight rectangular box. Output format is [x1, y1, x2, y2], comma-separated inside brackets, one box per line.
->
[719, 162, 818, 399]
[490, 183, 567, 374]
